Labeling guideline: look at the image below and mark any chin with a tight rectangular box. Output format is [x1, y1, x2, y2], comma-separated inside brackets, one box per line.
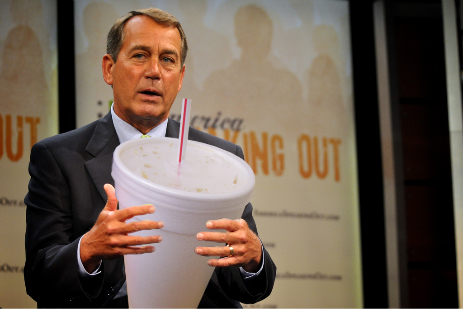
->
[135, 109, 165, 121]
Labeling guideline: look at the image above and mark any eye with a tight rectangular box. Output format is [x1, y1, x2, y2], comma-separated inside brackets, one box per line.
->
[161, 57, 174, 63]
[134, 53, 146, 59]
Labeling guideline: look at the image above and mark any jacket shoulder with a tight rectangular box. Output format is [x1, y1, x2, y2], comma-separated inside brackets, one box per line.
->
[35, 119, 99, 150]
[34, 113, 115, 154]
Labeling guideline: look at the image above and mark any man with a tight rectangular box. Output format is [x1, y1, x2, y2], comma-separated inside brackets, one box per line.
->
[24, 7, 276, 308]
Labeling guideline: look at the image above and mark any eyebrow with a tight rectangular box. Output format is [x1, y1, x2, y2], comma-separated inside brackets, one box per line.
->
[129, 45, 151, 54]
[129, 45, 179, 58]
[162, 49, 179, 58]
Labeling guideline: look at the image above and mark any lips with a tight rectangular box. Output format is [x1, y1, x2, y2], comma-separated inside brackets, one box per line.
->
[139, 88, 161, 97]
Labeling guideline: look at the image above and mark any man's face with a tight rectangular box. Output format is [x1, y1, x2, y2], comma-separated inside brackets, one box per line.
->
[103, 15, 185, 132]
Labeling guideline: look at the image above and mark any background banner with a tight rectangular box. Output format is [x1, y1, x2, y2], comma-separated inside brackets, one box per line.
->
[75, 0, 362, 307]
[0, 0, 58, 307]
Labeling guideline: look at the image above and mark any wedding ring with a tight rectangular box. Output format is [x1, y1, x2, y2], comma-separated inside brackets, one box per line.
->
[226, 244, 234, 256]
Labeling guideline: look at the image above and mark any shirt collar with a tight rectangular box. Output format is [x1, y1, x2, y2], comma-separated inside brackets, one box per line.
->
[111, 103, 168, 144]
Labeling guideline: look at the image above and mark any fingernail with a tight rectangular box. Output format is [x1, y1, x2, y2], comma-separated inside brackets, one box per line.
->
[207, 260, 213, 266]
[206, 221, 213, 228]
[158, 221, 164, 228]
[195, 248, 203, 254]
[149, 206, 155, 213]
[197, 233, 203, 240]
[158, 236, 162, 242]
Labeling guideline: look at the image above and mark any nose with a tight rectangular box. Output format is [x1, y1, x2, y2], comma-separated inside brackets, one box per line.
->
[145, 59, 161, 80]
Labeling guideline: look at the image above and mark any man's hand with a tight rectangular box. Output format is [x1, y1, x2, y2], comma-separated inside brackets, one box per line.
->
[80, 184, 163, 273]
[195, 219, 262, 273]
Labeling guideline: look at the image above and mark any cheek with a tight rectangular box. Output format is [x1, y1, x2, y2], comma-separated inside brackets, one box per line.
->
[117, 76, 137, 96]
[117, 65, 141, 84]
[166, 76, 181, 94]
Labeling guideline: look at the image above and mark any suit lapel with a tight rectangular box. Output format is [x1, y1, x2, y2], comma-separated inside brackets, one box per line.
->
[166, 118, 180, 138]
[85, 117, 177, 201]
[84, 112, 120, 201]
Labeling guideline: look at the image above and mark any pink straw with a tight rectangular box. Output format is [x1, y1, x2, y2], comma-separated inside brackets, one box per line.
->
[178, 98, 191, 164]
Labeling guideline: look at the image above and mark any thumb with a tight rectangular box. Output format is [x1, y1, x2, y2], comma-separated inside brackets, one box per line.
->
[103, 183, 118, 212]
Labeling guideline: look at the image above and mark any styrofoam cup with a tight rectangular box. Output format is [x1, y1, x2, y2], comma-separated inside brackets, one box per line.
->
[111, 137, 255, 308]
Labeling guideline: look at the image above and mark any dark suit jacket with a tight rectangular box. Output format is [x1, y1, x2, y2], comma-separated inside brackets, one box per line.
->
[24, 112, 276, 308]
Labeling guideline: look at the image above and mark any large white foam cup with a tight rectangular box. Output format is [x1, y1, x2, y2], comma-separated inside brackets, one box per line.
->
[111, 137, 255, 308]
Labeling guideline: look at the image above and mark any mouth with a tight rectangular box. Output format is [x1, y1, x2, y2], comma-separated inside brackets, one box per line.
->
[139, 89, 161, 97]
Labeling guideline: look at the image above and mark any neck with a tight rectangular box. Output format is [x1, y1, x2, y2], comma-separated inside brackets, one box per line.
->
[113, 105, 168, 135]
[131, 117, 166, 135]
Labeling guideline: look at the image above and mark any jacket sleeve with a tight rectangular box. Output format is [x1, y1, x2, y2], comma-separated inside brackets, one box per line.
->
[24, 141, 105, 307]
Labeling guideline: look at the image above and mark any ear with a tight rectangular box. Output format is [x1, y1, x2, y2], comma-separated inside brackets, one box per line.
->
[177, 64, 186, 93]
[102, 54, 115, 85]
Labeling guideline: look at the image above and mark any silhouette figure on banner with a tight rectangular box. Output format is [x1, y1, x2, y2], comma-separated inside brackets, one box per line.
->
[173, 0, 231, 112]
[0, 25, 47, 116]
[270, 0, 315, 102]
[76, 2, 118, 120]
[201, 4, 303, 131]
[10, 0, 53, 73]
[0, 0, 52, 118]
[305, 25, 348, 136]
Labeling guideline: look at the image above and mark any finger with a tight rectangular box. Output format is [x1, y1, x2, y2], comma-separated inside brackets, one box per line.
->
[127, 235, 163, 245]
[119, 220, 164, 234]
[113, 234, 162, 247]
[195, 245, 232, 257]
[109, 245, 156, 256]
[103, 184, 118, 212]
[196, 231, 230, 244]
[206, 257, 238, 267]
[206, 218, 242, 232]
[125, 245, 156, 254]
[114, 204, 156, 222]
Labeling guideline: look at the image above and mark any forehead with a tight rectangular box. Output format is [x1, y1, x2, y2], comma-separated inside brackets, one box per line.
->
[122, 15, 182, 51]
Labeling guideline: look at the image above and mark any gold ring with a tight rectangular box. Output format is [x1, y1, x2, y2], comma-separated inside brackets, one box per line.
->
[228, 244, 234, 256]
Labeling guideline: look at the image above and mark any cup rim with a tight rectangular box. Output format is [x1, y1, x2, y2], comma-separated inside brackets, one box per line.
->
[112, 137, 255, 205]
